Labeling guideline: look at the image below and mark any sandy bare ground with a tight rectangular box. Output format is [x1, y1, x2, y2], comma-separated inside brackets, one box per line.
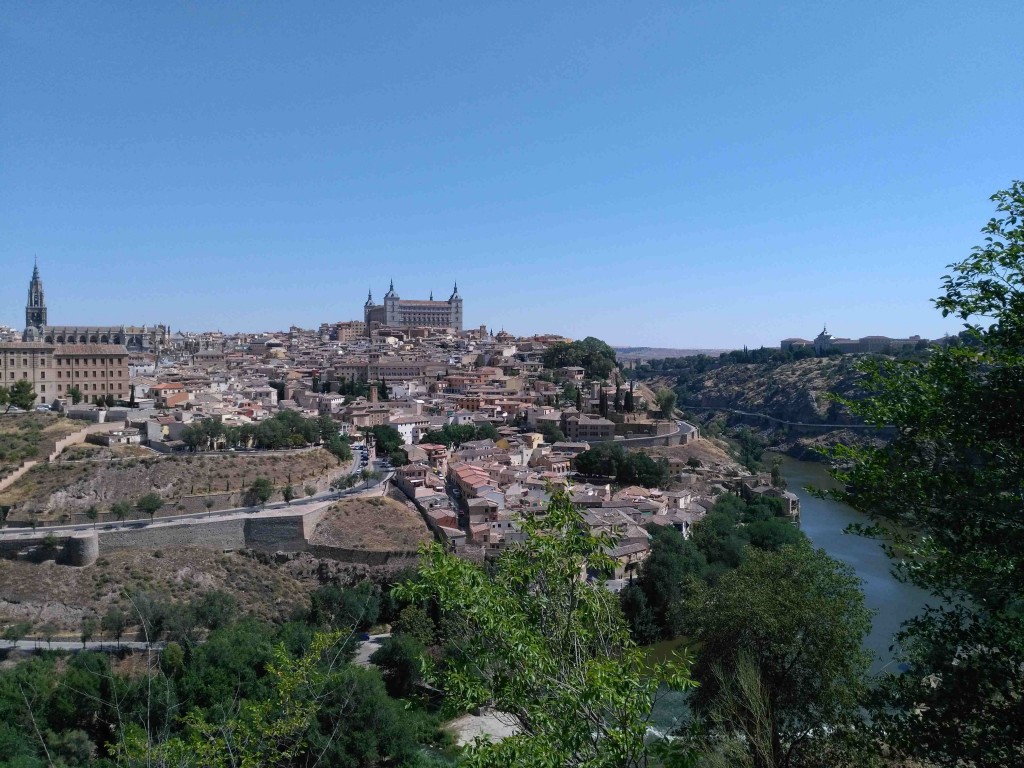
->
[447, 709, 520, 746]
[309, 496, 431, 551]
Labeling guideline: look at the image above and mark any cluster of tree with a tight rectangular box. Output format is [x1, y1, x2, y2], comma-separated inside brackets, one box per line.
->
[541, 336, 618, 380]
[536, 420, 566, 443]
[620, 493, 804, 643]
[617, 491, 874, 766]
[334, 378, 371, 399]
[573, 442, 671, 488]
[0, 586, 451, 767]
[822, 181, 1024, 766]
[332, 469, 382, 491]
[365, 424, 407, 466]
[180, 411, 350, 461]
[734, 426, 767, 471]
[419, 421, 497, 447]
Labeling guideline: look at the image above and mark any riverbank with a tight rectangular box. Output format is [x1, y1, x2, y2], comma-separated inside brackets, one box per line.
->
[769, 453, 932, 674]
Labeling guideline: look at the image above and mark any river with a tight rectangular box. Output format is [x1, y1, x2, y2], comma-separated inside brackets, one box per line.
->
[770, 453, 933, 674]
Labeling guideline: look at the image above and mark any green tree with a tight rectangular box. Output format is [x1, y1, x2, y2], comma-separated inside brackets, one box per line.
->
[190, 590, 239, 631]
[282, 484, 296, 505]
[84, 504, 99, 528]
[370, 425, 404, 456]
[181, 423, 204, 452]
[656, 387, 677, 419]
[541, 336, 618, 379]
[618, 582, 660, 645]
[3, 620, 32, 643]
[7, 379, 36, 411]
[79, 615, 97, 647]
[369, 633, 425, 698]
[397, 490, 695, 767]
[309, 582, 381, 631]
[246, 477, 274, 507]
[67, 385, 83, 404]
[391, 603, 435, 646]
[110, 500, 132, 523]
[38, 621, 58, 649]
[633, 524, 707, 638]
[827, 181, 1024, 767]
[304, 483, 317, 498]
[0, 386, 7, 411]
[136, 491, 163, 521]
[683, 542, 872, 768]
[537, 420, 566, 444]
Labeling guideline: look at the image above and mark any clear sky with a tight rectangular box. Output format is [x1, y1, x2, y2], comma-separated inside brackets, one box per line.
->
[2, 2, 1022, 348]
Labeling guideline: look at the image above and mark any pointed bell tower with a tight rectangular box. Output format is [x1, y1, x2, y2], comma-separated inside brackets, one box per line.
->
[25, 258, 47, 334]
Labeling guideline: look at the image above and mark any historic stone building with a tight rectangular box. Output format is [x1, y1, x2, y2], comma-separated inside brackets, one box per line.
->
[363, 281, 463, 334]
[780, 327, 931, 354]
[1, 341, 130, 406]
[21, 262, 169, 352]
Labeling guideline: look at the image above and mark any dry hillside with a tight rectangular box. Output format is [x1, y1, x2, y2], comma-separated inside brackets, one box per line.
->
[641, 437, 742, 472]
[0, 448, 342, 523]
[0, 414, 83, 479]
[310, 495, 432, 552]
[0, 547, 310, 635]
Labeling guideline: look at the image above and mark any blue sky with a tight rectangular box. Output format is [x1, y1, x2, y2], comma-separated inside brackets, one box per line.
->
[2, 2, 1022, 348]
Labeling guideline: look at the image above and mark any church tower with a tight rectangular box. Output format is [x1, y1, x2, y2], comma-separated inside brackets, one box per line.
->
[24, 259, 47, 337]
[448, 281, 463, 330]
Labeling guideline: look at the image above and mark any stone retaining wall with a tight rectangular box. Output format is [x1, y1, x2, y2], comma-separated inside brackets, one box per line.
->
[0, 460, 39, 494]
[99, 519, 247, 552]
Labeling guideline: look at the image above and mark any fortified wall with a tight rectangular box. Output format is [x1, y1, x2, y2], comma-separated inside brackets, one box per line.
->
[97, 506, 331, 555]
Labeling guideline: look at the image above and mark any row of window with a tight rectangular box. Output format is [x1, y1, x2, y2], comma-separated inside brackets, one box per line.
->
[3, 357, 125, 366]
[6, 370, 124, 379]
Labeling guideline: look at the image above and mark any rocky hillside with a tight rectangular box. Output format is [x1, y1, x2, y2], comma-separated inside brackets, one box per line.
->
[639, 356, 884, 460]
[682, 357, 866, 425]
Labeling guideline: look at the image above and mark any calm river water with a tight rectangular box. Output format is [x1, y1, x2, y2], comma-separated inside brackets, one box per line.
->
[770, 453, 933, 674]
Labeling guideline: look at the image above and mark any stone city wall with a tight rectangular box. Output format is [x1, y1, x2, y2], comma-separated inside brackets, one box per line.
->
[99, 518, 247, 552]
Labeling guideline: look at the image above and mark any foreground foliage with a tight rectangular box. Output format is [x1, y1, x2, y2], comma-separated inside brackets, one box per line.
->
[684, 542, 873, 768]
[399, 490, 695, 767]
[830, 181, 1024, 766]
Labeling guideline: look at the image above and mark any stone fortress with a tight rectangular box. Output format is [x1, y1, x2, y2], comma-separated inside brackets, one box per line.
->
[21, 260, 170, 353]
[363, 280, 463, 335]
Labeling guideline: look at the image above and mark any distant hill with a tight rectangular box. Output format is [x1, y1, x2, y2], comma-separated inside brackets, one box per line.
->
[614, 346, 731, 360]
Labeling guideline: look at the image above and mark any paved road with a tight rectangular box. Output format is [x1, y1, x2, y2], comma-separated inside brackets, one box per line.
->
[681, 404, 889, 430]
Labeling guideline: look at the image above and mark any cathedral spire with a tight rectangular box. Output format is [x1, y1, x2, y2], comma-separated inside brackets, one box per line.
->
[25, 258, 47, 337]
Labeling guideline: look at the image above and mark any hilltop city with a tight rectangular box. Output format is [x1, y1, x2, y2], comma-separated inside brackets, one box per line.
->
[0, 260, 806, 575]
